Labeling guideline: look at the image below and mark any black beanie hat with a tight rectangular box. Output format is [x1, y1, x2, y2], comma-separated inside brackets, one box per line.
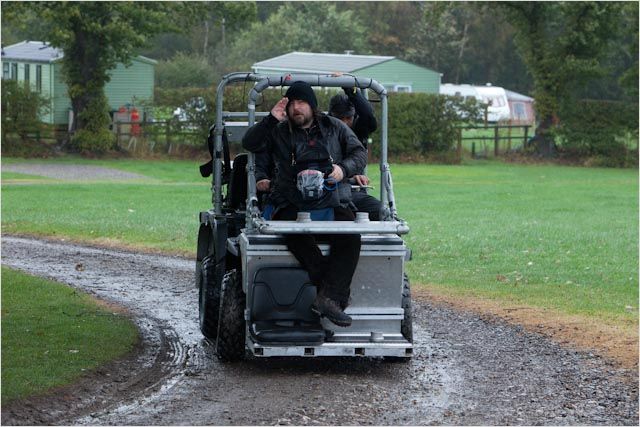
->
[285, 81, 318, 111]
[329, 94, 356, 119]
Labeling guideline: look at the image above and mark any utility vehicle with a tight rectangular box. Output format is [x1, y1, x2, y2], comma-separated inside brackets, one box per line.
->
[196, 73, 413, 361]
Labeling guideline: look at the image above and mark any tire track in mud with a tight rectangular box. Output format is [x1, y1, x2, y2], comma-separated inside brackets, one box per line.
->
[1, 236, 202, 425]
[2, 236, 637, 426]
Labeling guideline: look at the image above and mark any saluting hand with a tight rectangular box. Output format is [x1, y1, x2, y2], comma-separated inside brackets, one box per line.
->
[271, 97, 288, 121]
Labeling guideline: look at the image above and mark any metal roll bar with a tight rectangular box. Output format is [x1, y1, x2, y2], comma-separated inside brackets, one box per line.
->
[212, 72, 406, 235]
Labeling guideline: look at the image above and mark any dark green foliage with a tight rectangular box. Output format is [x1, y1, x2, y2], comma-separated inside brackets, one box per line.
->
[556, 100, 639, 167]
[498, 2, 623, 146]
[1, 80, 50, 143]
[371, 93, 483, 160]
[156, 53, 218, 88]
[227, 3, 368, 69]
[70, 92, 115, 153]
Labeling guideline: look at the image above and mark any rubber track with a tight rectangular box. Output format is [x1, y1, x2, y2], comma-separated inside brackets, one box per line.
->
[215, 270, 246, 362]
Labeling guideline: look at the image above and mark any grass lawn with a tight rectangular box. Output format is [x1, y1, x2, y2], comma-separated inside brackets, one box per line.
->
[1, 267, 138, 404]
[1, 157, 637, 325]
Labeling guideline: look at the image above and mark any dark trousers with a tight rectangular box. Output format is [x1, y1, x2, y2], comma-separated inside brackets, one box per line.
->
[273, 205, 361, 305]
[351, 190, 382, 221]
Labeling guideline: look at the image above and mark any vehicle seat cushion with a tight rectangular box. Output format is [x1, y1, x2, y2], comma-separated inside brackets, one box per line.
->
[251, 267, 319, 323]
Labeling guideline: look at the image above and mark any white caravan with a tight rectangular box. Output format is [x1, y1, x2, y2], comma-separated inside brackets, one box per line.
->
[440, 83, 511, 122]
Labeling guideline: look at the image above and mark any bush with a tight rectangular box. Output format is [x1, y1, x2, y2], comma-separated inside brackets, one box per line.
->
[1, 80, 50, 144]
[371, 93, 483, 159]
[556, 99, 639, 166]
[71, 128, 115, 153]
[70, 93, 115, 153]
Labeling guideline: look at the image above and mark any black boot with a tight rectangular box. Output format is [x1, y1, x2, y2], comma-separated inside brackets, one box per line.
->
[339, 297, 352, 311]
[311, 294, 352, 327]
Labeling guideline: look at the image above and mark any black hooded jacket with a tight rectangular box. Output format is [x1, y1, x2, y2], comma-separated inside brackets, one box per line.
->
[345, 88, 377, 147]
[242, 112, 367, 211]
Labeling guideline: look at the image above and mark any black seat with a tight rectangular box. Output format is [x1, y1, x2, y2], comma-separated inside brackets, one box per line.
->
[226, 153, 248, 210]
[250, 267, 324, 345]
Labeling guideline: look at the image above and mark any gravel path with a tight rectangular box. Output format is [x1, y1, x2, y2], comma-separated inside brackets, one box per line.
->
[1, 236, 637, 425]
[2, 163, 147, 181]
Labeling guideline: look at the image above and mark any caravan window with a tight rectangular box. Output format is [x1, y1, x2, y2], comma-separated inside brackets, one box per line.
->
[2, 63, 9, 80]
[513, 102, 526, 120]
[481, 95, 505, 107]
[394, 84, 412, 93]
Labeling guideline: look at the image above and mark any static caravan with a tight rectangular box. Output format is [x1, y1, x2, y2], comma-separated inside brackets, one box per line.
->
[1, 41, 156, 125]
[474, 85, 510, 122]
[439, 83, 482, 102]
[440, 83, 510, 122]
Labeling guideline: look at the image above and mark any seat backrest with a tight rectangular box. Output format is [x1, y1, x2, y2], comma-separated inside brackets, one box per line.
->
[251, 267, 318, 323]
[226, 153, 248, 210]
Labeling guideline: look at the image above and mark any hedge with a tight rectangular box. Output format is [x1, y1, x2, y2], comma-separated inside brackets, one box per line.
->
[154, 86, 482, 160]
[556, 99, 639, 167]
[1, 80, 50, 144]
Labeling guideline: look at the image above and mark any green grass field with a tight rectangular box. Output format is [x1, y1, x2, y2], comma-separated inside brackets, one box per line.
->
[2, 157, 638, 324]
[1, 267, 138, 404]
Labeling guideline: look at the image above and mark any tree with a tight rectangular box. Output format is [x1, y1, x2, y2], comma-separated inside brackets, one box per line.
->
[4, 2, 188, 151]
[618, 3, 639, 100]
[338, 2, 422, 56]
[155, 53, 217, 89]
[401, 2, 532, 92]
[404, 3, 463, 80]
[227, 3, 369, 70]
[497, 2, 622, 156]
[189, 2, 257, 60]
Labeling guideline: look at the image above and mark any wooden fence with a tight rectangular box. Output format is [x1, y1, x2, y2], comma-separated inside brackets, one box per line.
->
[456, 124, 532, 159]
[114, 120, 204, 153]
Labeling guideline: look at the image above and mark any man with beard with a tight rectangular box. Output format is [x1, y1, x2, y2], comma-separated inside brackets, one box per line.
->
[242, 81, 367, 327]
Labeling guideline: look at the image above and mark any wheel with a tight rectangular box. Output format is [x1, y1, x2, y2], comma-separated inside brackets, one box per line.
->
[199, 255, 222, 340]
[401, 273, 413, 343]
[383, 274, 413, 363]
[216, 269, 246, 362]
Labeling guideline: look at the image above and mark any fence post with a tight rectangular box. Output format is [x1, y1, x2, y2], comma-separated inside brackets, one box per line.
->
[165, 120, 172, 153]
[457, 128, 462, 161]
[523, 126, 529, 147]
[507, 125, 512, 152]
[494, 126, 499, 157]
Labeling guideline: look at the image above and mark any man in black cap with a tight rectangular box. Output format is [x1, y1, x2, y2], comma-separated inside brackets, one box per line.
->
[243, 81, 367, 327]
[329, 87, 383, 220]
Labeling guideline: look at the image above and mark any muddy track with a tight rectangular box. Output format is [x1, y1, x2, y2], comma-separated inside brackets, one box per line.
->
[1, 236, 637, 425]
